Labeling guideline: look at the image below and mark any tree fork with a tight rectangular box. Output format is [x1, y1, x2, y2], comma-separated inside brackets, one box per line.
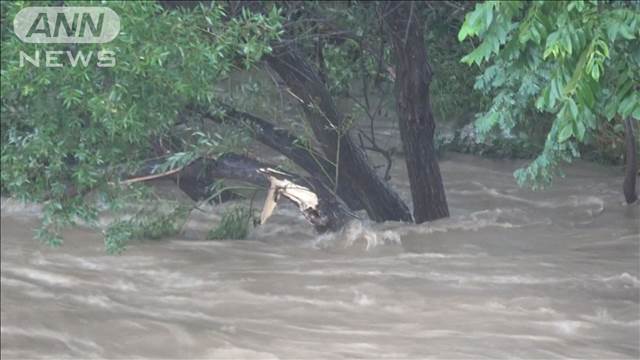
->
[265, 46, 412, 222]
[193, 104, 364, 211]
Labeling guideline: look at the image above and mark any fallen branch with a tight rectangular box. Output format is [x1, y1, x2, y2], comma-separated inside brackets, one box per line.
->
[118, 168, 182, 185]
[193, 104, 364, 210]
[123, 153, 353, 233]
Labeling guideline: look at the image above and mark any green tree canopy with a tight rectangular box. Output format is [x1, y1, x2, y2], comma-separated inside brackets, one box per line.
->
[458, 0, 639, 188]
[1, 1, 283, 249]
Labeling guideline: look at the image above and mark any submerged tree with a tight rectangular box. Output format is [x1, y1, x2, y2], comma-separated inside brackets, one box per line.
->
[1, 1, 286, 250]
[1, 1, 455, 252]
[10, 0, 636, 254]
[458, 0, 639, 200]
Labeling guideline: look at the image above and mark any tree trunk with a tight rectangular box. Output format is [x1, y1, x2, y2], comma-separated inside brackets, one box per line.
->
[623, 117, 638, 204]
[387, 2, 450, 223]
[193, 104, 364, 210]
[266, 47, 413, 222]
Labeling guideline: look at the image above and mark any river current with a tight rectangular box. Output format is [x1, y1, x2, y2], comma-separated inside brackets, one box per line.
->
[1, 153, 638, 359]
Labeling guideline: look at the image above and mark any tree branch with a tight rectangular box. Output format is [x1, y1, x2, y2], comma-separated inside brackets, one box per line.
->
[190, 104, 365, 210]
[123, 153, 353, 232]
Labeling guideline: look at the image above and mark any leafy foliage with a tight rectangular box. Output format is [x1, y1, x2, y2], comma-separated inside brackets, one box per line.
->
[436, 125, 542, 160]
[459, 0, 640, 188]
[1, 1, 283, 249]
[104, 204, 191, 254]
[3, 0, 637, 253]
[424, 3, 488, 126]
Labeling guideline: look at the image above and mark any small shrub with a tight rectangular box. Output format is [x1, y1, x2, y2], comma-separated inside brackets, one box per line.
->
[104, 205, 191, 254]
[207, 206, 254, 240]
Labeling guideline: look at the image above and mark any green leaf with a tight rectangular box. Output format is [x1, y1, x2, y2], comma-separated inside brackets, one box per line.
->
[549, 79, 561, 108]
[458, 23, 474, 42]
[558, 123, 574, 142]
[575, 121, 586, 141]
[633, 104, 640, 120]
[583, 107, 597, 129]
[535, 88, 548, 110]
[618, 92, 639, 118]
[604, 96, 619, 121]
[568, 98, 579, 120]
[475, 111, 500, 138]
[590, 65, 600, 80]
[579, 81, 595, 109]
[619, 23, 636, 40]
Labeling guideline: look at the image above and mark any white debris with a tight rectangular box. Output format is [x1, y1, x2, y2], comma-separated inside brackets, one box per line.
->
[258, 168, 320, 225]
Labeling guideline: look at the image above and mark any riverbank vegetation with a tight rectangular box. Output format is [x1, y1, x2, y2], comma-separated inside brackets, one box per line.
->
[1, 1, 638, 252]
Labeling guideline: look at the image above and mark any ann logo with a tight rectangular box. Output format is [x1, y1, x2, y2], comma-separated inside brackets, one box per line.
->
[26, 12, 104, 39]
[14, 7, 120, 44]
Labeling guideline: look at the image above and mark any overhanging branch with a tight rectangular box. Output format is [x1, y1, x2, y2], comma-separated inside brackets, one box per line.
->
[192, 104, 364, 210]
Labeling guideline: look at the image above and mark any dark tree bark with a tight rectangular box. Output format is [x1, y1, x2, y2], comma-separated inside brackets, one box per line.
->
[194, 105, 364, 210]
[159, 0, 415, 223]
[623, 117, 638, 204]
[265, 47, 413, 222]
[387, 2, 450, 223]
[149, 136, 239, 203]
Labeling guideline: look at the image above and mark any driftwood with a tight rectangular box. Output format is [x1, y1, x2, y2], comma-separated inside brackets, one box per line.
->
[125, 153, 352, 233]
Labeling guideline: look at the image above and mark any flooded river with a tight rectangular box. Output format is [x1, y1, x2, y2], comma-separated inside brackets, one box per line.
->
[1, 153, 638, 359]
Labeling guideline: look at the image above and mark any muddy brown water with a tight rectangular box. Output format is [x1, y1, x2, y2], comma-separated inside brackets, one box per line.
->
[1, 153, 639, 359]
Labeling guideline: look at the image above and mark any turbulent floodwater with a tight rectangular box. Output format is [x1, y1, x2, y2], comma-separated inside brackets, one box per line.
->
[1, 153, 639, 359]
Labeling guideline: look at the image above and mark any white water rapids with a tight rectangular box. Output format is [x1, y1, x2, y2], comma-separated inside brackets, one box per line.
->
[1, 153, 638, 359]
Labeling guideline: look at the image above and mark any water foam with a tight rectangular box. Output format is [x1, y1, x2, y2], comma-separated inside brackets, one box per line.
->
[313, 221, 402, 251]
